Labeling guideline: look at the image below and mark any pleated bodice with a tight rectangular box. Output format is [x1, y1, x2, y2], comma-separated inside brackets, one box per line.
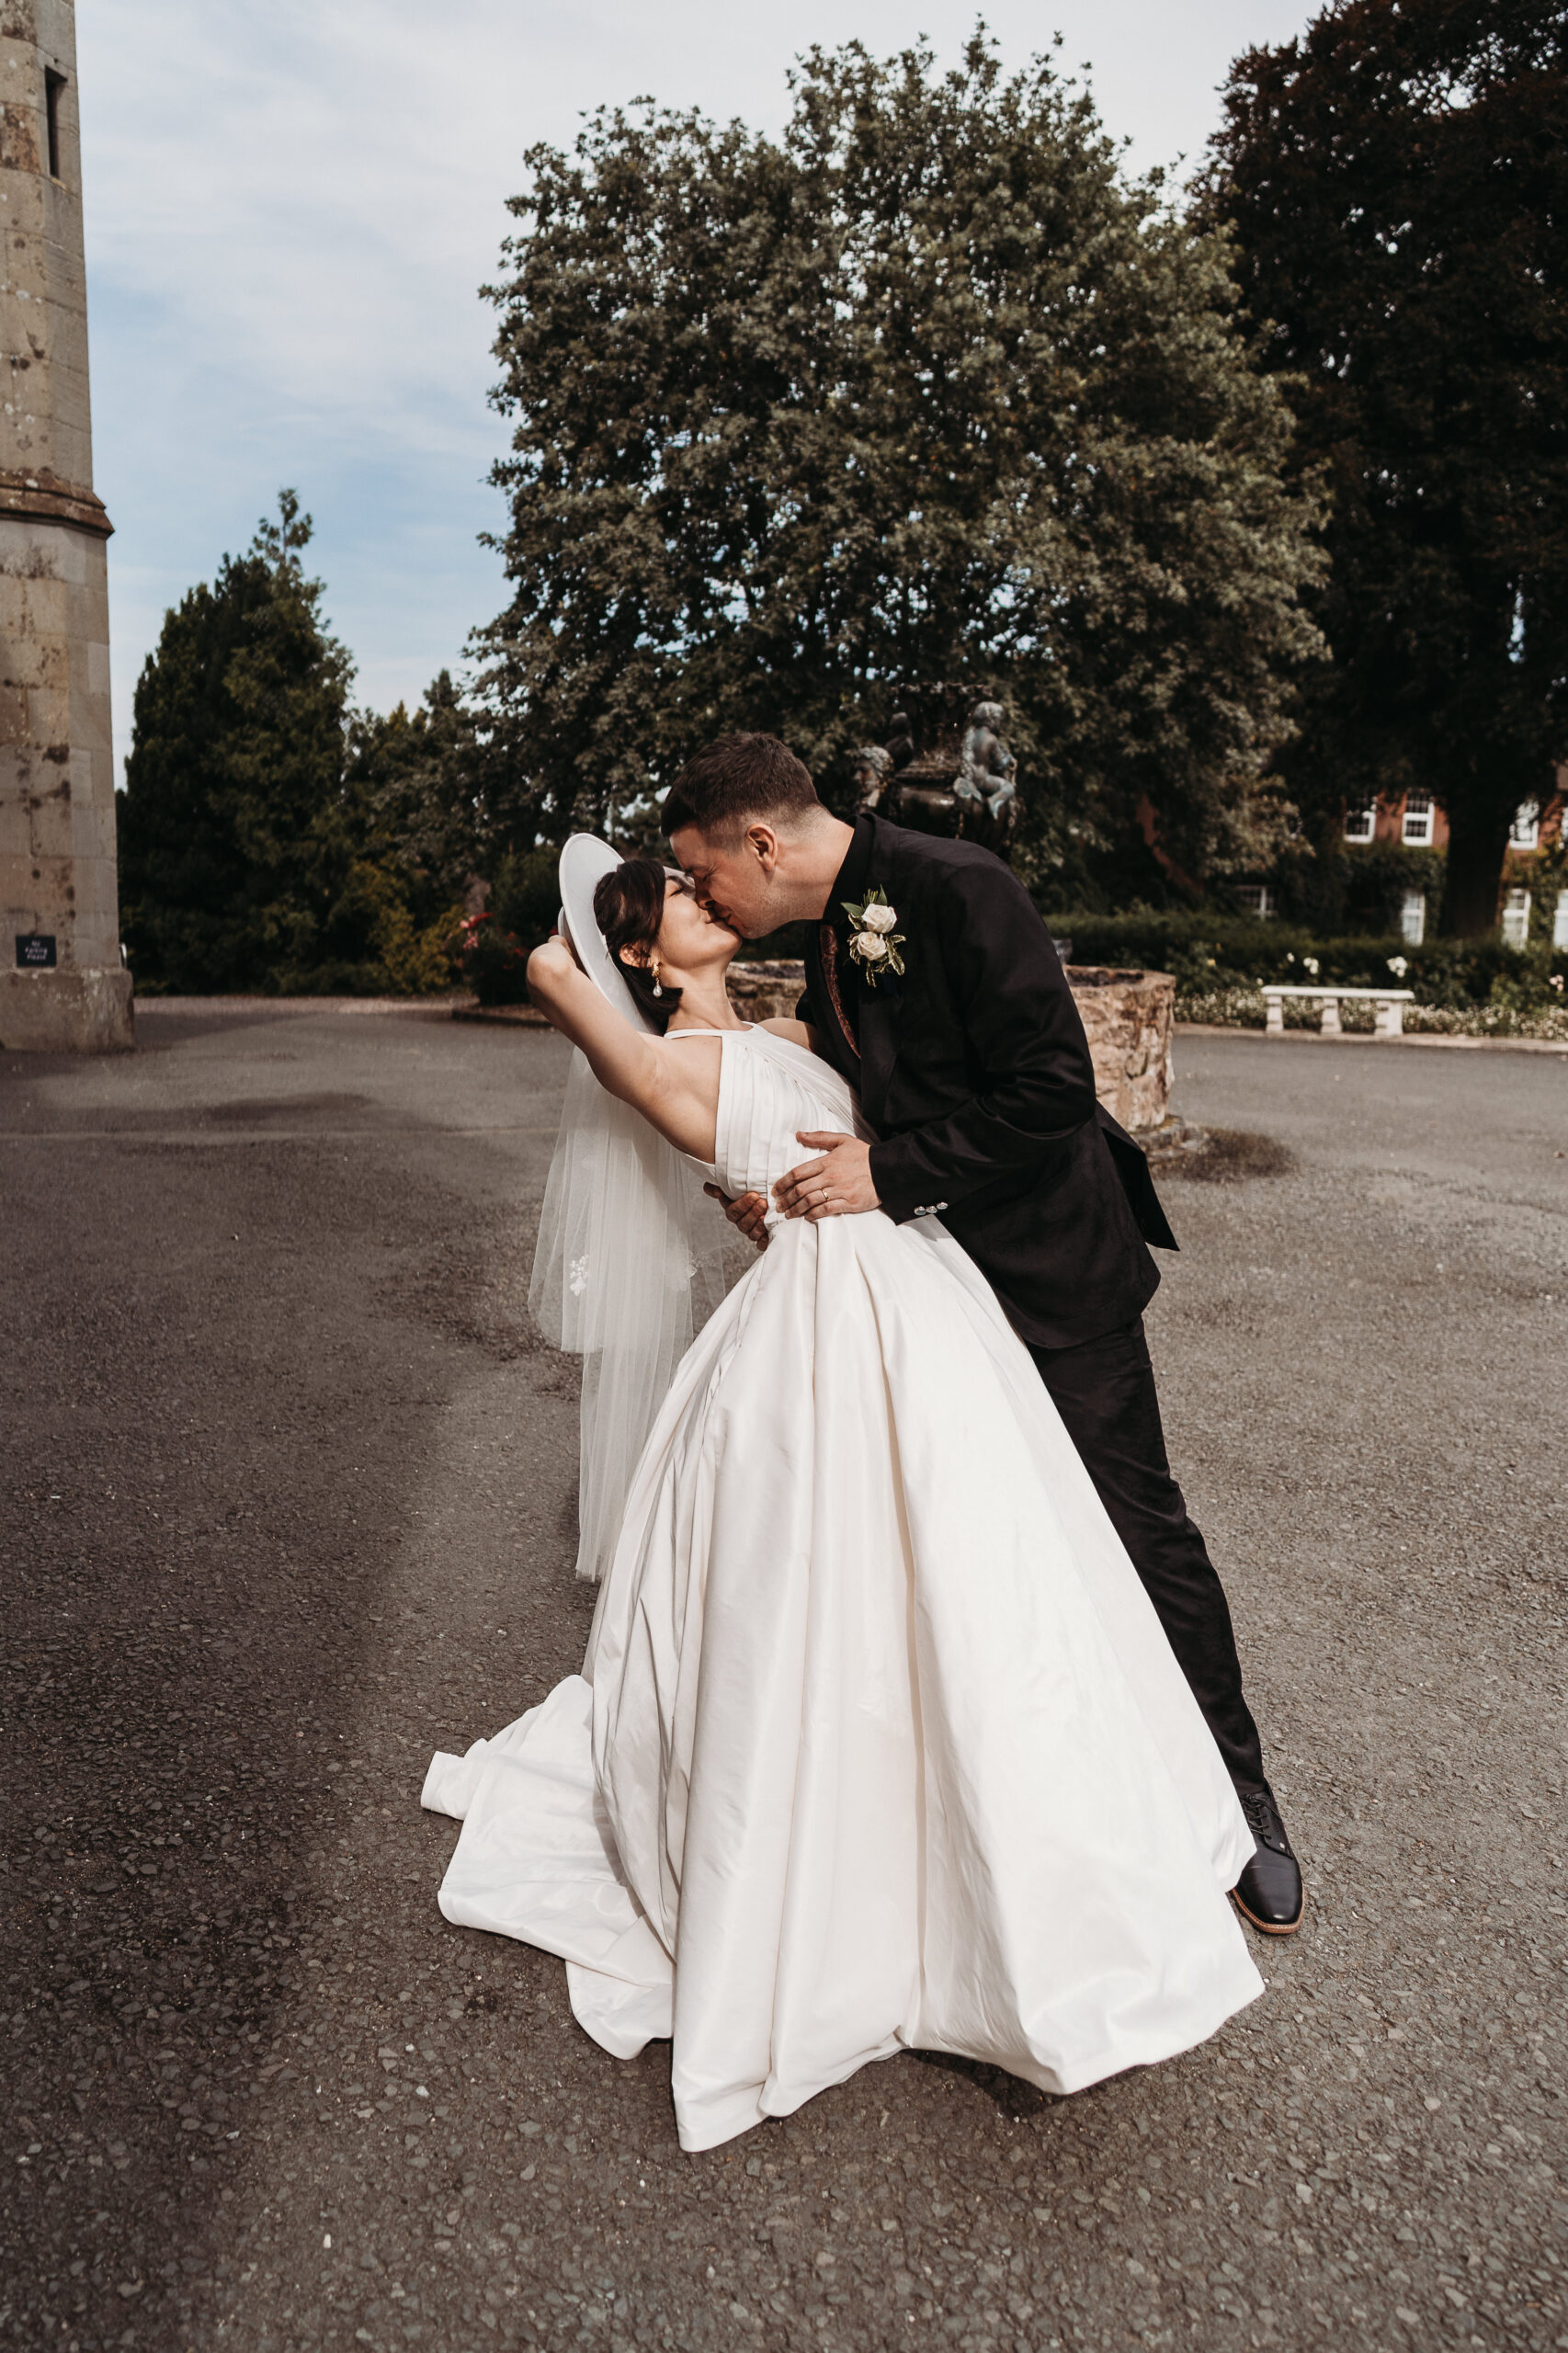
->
[670, 1026, 869, 1215]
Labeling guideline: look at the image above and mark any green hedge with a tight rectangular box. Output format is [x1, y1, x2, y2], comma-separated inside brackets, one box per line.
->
[1040, 906, 1567, 1010]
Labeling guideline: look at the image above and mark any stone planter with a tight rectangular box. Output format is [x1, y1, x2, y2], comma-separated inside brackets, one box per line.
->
[725, 961, 810, 1023]
[728, 960, 1176, 1133]
[1063, 965, 1175, 1134]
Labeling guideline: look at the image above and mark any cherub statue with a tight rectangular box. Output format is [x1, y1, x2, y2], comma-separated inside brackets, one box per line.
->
[952, 699, 1017, 822]
[884, 710, 916, 774]
[850, 744, 892, 812]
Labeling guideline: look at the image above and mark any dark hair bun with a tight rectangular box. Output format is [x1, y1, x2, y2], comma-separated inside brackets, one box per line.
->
[592, 857, 683, 1031]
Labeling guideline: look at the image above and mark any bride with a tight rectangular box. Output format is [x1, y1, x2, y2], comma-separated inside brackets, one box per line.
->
[423, 851, 1263, 2153]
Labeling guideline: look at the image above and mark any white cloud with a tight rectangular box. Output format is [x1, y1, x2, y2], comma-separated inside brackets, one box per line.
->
[78, 0, 1314, 774]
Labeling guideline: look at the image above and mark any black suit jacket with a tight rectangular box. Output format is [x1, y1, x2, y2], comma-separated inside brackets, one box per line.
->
[801, 813, 1176, 1351]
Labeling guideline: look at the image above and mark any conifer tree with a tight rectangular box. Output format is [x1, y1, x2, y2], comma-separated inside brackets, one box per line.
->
[119, 492, 355, 990]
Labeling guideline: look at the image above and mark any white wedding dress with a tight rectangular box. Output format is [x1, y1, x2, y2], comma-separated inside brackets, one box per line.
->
[424, 1026, 1262, 2151]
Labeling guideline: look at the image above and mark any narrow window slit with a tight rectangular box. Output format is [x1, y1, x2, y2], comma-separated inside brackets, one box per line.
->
[44, 68, 65, 180]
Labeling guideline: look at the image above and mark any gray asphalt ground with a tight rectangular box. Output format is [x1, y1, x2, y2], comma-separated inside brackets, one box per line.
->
[3, 1006, 1564, 2353]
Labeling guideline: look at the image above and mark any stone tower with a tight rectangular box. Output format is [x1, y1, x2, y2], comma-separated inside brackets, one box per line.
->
[0, 0, 130, 1051]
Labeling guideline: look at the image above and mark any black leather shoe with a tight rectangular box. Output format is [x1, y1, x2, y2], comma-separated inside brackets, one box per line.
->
[1230, 1783, 1303, 1934]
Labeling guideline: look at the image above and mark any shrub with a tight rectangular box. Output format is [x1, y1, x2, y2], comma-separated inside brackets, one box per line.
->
[1405, 1000, 1568, 1040]
[489, 849, 562, 955]
[453, 913, 531, 1006]
[451, 849, 564, 1006]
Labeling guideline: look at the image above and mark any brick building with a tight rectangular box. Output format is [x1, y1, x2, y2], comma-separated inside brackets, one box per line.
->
[1336, 776, 1566, 947]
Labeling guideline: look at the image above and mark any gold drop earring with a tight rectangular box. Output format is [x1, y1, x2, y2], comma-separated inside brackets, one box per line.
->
[651, 957, 664, 999]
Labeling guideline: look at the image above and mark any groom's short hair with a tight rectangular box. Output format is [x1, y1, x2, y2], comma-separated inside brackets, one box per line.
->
[663, 733, 821, 838]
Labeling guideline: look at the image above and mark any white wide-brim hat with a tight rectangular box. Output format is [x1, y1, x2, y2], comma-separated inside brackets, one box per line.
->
[556, 835, 682, 1035]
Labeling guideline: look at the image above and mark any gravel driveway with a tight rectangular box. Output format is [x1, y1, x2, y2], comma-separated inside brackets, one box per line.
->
[2, 1006, 1563, 2353]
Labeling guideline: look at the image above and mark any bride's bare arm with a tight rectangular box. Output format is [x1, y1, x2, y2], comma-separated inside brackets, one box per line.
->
[526, 939, 719, 1158]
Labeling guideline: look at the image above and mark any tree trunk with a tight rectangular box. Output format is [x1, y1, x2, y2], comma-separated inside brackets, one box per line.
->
[1438, 807, 1512, 937]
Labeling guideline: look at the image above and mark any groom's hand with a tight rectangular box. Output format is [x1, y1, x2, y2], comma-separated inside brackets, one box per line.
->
[775, 1132, 881, 1221]
[704, 1180, 770, 1251]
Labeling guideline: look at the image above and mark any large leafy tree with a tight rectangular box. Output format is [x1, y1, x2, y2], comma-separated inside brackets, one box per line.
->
[1205, 0, 1568, 936]
[476, 36, 1324, 886]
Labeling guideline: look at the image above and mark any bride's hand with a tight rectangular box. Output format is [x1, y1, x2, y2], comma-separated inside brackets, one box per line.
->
[704, 1181, 770, 1251]
[527, 936, 578, 997]
[774, 1133, 881, 1221]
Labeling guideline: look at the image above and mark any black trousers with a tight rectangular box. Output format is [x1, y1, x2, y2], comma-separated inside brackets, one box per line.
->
[1028, 1318, 1267, 1790]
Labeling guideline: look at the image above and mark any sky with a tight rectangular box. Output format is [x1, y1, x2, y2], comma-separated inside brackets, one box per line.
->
[77, 0, 1319, 779]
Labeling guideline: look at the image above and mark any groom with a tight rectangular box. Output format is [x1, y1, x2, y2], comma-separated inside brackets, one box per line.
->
[665, 731, 1303, 1936]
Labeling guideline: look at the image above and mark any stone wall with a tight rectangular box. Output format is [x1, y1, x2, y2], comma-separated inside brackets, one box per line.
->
[727, 960, 1175, 1132]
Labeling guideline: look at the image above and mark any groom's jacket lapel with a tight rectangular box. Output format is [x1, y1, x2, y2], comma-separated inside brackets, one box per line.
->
[857, 987, 901, 1130]
[846, 813, 1172, 1349]
[855, 821, 903, 1128]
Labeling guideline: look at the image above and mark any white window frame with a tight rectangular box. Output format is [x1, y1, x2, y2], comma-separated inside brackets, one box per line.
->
[1501, 888, 1531, 949]
[1235, 883, 1277, 920]
[1344, 801, 1376, 844]
[1400, 890, 1426, 946]
[1509, 801, 1540, 851]
[1553, 889, 1568, 950]
[1402, 791, 1435, 847]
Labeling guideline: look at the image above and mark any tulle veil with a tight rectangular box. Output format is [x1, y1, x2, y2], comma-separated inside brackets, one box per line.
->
[528, 1046, 729, 1583]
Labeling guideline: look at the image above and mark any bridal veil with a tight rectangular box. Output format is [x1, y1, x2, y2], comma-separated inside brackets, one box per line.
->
[528, 1045, 727, 1582]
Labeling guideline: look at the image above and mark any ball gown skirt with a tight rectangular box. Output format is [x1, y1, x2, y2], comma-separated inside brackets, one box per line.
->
[423, 1028, 1262, 2152]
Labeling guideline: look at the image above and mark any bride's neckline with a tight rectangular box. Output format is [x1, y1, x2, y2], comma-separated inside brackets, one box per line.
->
[663, 1024, 835, 1086]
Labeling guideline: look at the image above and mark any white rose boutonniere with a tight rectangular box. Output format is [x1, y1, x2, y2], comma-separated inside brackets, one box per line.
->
[842, 888, 905, 987]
